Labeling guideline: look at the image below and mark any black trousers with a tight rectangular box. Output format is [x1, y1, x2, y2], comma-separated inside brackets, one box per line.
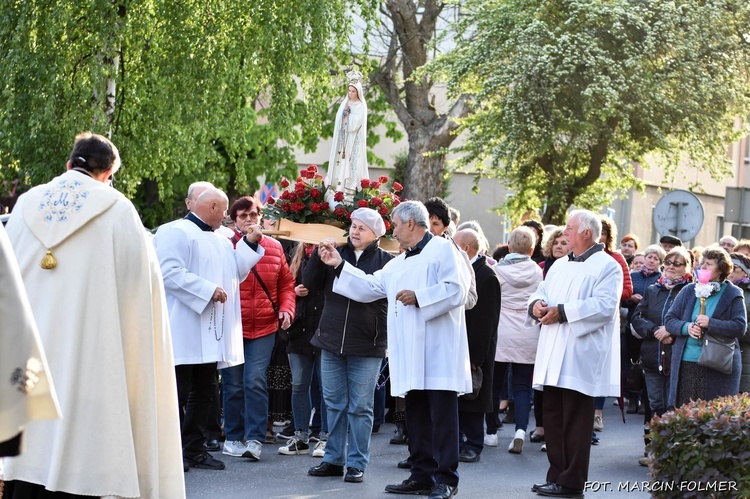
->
[205, 370, 223, 440]
[458, 410, 484, 454]
[175, 362, 218, 456]
[543, 386, 595, 491]
[405, 389, 459, 487]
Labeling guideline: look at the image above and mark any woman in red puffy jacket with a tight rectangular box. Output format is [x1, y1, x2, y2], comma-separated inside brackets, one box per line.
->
[220, 196, 296, 462]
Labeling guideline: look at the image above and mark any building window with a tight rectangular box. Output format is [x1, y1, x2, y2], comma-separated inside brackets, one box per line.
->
[716, 215, 725, 242]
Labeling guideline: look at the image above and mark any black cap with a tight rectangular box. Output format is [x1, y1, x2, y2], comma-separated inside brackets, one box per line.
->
[659, 235, 682, 246]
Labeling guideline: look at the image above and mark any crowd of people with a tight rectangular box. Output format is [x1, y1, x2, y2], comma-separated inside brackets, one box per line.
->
[1, 132, 749, 499]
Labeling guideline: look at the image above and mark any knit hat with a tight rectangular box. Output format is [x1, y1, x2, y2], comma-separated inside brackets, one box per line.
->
[731, 255, 750, 276]
[351, 208, 385, 238]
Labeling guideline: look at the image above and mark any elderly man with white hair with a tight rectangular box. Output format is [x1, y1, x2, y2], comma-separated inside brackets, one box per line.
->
[719, 235, 739, 253]
[527, 210, 622, 498]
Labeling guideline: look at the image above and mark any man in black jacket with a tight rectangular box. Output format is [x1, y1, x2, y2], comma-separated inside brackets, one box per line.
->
[453, 229, 501, 463]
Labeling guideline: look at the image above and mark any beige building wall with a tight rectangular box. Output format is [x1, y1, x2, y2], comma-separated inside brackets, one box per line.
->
[612, 133, 750, 249]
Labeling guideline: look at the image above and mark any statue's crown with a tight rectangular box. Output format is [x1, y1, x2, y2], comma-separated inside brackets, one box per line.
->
[346, 69, 363, 85]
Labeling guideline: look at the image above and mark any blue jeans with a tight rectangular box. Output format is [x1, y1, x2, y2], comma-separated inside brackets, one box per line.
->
[320, 350, 381, 471]
[374, 358, 388, 427]
[221, 333, 276, 442]
[644, 368, 669, 417]
[496, 362, 534, 432]
[289, 353, 327, 435]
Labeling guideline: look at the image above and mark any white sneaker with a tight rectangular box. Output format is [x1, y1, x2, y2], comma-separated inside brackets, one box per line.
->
[222, 440, 248, 457]
[245, 439, 262, 461]
[508, 429, 525, 454]
[312, 440, 326, 458]
[483, 433, 498, 447]
[541, 443, 547, 452]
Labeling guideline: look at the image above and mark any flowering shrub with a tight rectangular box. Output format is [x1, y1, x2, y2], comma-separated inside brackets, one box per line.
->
[647, 394, 750, 498]
[263, 166, 403, 237]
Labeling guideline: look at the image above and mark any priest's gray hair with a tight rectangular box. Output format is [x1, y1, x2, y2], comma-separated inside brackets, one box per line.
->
[569, 210, 601, 241]
[393, 201, 429, 228]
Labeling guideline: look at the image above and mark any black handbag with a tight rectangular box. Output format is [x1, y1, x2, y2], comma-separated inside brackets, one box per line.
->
[462, 366, 483, 401]
[697, 334, 735, 375]
[625, 360, 645, 393]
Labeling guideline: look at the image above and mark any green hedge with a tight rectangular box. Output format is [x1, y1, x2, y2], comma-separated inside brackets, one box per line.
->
[647, 394, 750, 498]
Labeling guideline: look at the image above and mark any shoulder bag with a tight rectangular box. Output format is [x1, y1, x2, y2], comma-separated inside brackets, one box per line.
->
[697, 334, 735, 375]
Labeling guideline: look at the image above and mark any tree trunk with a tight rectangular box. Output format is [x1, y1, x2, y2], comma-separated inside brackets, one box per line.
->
[541, 204, 568, 226]
[372, 0, 471, 202]
[404, 130, 446, 201]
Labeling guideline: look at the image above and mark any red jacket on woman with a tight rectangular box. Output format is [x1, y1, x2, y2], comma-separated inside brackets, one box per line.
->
[231, 230, 296, 339]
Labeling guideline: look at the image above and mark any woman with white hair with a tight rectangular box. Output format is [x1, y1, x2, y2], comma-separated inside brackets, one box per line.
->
[304, 208, 393, 483]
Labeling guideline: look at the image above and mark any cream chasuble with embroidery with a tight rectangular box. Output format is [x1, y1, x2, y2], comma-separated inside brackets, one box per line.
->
[3, 171, 185, 498]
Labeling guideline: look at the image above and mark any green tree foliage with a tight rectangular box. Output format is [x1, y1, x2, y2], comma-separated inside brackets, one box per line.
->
[0, 0, 375, 226]
[432, 0, 750, 224]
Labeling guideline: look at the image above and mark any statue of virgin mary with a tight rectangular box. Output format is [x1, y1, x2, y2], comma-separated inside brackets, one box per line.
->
[326, 69, 368, 204]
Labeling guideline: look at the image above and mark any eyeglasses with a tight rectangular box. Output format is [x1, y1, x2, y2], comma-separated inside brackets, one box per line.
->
[664, 260, 686, 267]
[236, 212, 260, 220]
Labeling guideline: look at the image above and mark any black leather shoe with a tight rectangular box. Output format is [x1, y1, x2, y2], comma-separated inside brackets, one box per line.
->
[531, 481, 552, 492]
[458, 448, 480, 463]
[627, 398, 639, 414]
[205, 439, 220, 452]
[536, 482, 584, 498]
[184, 451, 225, 470]
[530, 432, 545, 443]
[385, 479, 434, 495]
[308, 462, 344, 477]
[397, 457, 412, 469]
[345, 467, 364, 483]
[390, 422, 408, 445]
[428, 483, 457, 499]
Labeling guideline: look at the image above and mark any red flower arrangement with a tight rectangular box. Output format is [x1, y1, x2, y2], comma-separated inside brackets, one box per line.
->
[262, 165, 333, 223]
[262, 165, 404, 237]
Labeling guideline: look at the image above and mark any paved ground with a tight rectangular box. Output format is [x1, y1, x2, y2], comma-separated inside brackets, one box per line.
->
[185, 403, 654, 498]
